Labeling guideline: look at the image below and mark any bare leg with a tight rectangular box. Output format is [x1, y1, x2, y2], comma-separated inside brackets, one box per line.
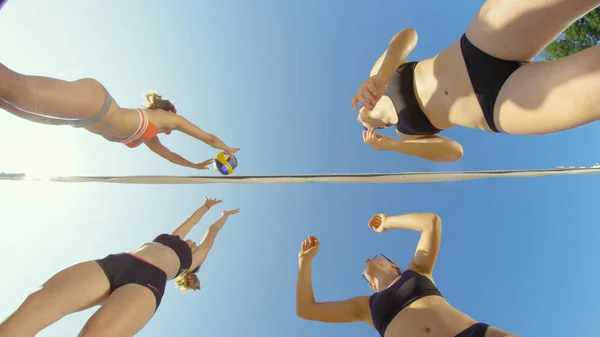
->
[0, 261, 110, 337]
[494, 42, 600, 134]
[0, 99, 71, 125]
[78, 284, 156, 337]
[466, 0, 600, 61]
[0, 63, 109, 120]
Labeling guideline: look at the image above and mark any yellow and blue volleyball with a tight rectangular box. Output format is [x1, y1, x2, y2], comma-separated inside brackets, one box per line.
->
[213, 151, 238, 175]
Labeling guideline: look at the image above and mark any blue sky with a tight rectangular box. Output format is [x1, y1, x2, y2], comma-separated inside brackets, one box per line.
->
[1, 0, 599, 336]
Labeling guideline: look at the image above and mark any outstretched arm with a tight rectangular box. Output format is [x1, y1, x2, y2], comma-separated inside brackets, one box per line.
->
[296, 236, 371, 324]
[165, 114, 239, 156]
[370, 213, 442, 275]
[171, 197, 222, 239]
[0, 100, 70, 125]
[189, 208, 240, 270]
[144, 137, 214, 170]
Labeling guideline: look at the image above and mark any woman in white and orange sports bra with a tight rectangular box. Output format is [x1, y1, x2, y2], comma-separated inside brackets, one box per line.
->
[0, 62, 240, 170]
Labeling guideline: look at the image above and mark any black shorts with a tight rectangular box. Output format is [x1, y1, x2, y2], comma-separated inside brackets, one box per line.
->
[455, 322, 490, 337]
[460, 33, 528, 133]
[95, 253, 167, 311]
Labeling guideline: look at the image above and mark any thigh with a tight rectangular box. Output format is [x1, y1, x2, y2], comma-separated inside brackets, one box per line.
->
[36, 260, 111, 314]
[493, 43, 600, 134]
[78, 284, 157, 337]
[466, 0, 599, 61]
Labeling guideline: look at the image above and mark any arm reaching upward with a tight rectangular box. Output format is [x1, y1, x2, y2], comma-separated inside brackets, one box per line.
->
[352, 28, 419, 110]
[171, 197, 222, 239]
[189, 208, 240, 270]
[368, 213, 442, 275]
[296, 236, 371, 324]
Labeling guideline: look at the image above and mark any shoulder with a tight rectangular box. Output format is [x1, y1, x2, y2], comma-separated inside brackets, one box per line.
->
[146, 109, 184, 129]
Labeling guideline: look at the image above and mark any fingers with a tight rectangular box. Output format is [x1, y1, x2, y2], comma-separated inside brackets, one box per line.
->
[357, 94, 369, 111]
[225, 208, 240, 215]
[351, 96, 359, 110]
[364, 128, 376, 144]
[362, 88, 377, 110]
[300, 235, 319, 251]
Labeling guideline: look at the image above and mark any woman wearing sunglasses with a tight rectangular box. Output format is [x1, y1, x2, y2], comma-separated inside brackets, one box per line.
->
[0, 197, 240, 337]
[355, 0, 600, 163]
[296, 213, 518, 337]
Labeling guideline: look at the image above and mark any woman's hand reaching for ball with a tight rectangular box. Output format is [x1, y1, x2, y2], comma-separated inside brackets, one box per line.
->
[194, 158, 215, 170]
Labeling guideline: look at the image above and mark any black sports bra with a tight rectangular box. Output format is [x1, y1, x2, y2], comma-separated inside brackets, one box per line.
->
[384, 61, 442, 136]
[369, 270, 443, 336]
[153, 234, 193, 277]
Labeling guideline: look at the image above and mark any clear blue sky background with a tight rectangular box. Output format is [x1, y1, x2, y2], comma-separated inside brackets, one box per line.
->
[1, 1, 599, 336]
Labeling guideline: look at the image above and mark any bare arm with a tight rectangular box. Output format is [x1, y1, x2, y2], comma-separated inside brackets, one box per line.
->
[171, 197, 221, 239]
[296, 236, 371, 324]
[372, 28, 418, 81]
[166, 114, 235, 154]
[144, 137, 209, 169]
[364, 129, 463, 163]
[189, 209, 239, 270]
[380, 213, 442, 275]
[387, 135, 463, 163]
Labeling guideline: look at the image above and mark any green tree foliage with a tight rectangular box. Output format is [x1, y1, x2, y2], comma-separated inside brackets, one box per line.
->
[541, 7, 600, 60]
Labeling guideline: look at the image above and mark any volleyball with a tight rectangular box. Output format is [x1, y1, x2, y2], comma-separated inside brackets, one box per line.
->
[213, 151, 238, 175]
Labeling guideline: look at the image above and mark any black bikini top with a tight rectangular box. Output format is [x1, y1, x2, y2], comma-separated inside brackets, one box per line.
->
[384, 61, 442, 136]
[369, 270, 443, 336]
[153, 234, 193, 277]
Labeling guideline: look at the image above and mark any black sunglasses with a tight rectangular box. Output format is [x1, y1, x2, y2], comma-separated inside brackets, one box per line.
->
[361, 253, 395, 283]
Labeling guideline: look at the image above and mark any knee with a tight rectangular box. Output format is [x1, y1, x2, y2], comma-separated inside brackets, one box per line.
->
[20, 289, 60, 314]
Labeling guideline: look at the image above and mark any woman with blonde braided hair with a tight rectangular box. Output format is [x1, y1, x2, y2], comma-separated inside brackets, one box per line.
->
[0, 197, 240, 337]
[0, 62, 240, 170]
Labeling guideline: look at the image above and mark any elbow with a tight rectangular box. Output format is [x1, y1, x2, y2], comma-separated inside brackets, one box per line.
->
[392, 28, 418, 47]
[296, 304, 314, 320]
[207, 225, 220, 234]
[451, 143, 464, 161]
[296, 306, 307, 319]
[434, 142, 463, 163]
[426, 214, 442, 232]
[403, 28, 417, 40]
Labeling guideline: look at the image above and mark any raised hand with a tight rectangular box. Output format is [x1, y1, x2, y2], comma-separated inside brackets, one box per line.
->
[298, 235, 320, 261]
[222, 208, 240, 217]
[368, 214, 388, 233]
[351, 74, 387, 111]
[194, 158, 215, 170]
[204, 196, 222, 208]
